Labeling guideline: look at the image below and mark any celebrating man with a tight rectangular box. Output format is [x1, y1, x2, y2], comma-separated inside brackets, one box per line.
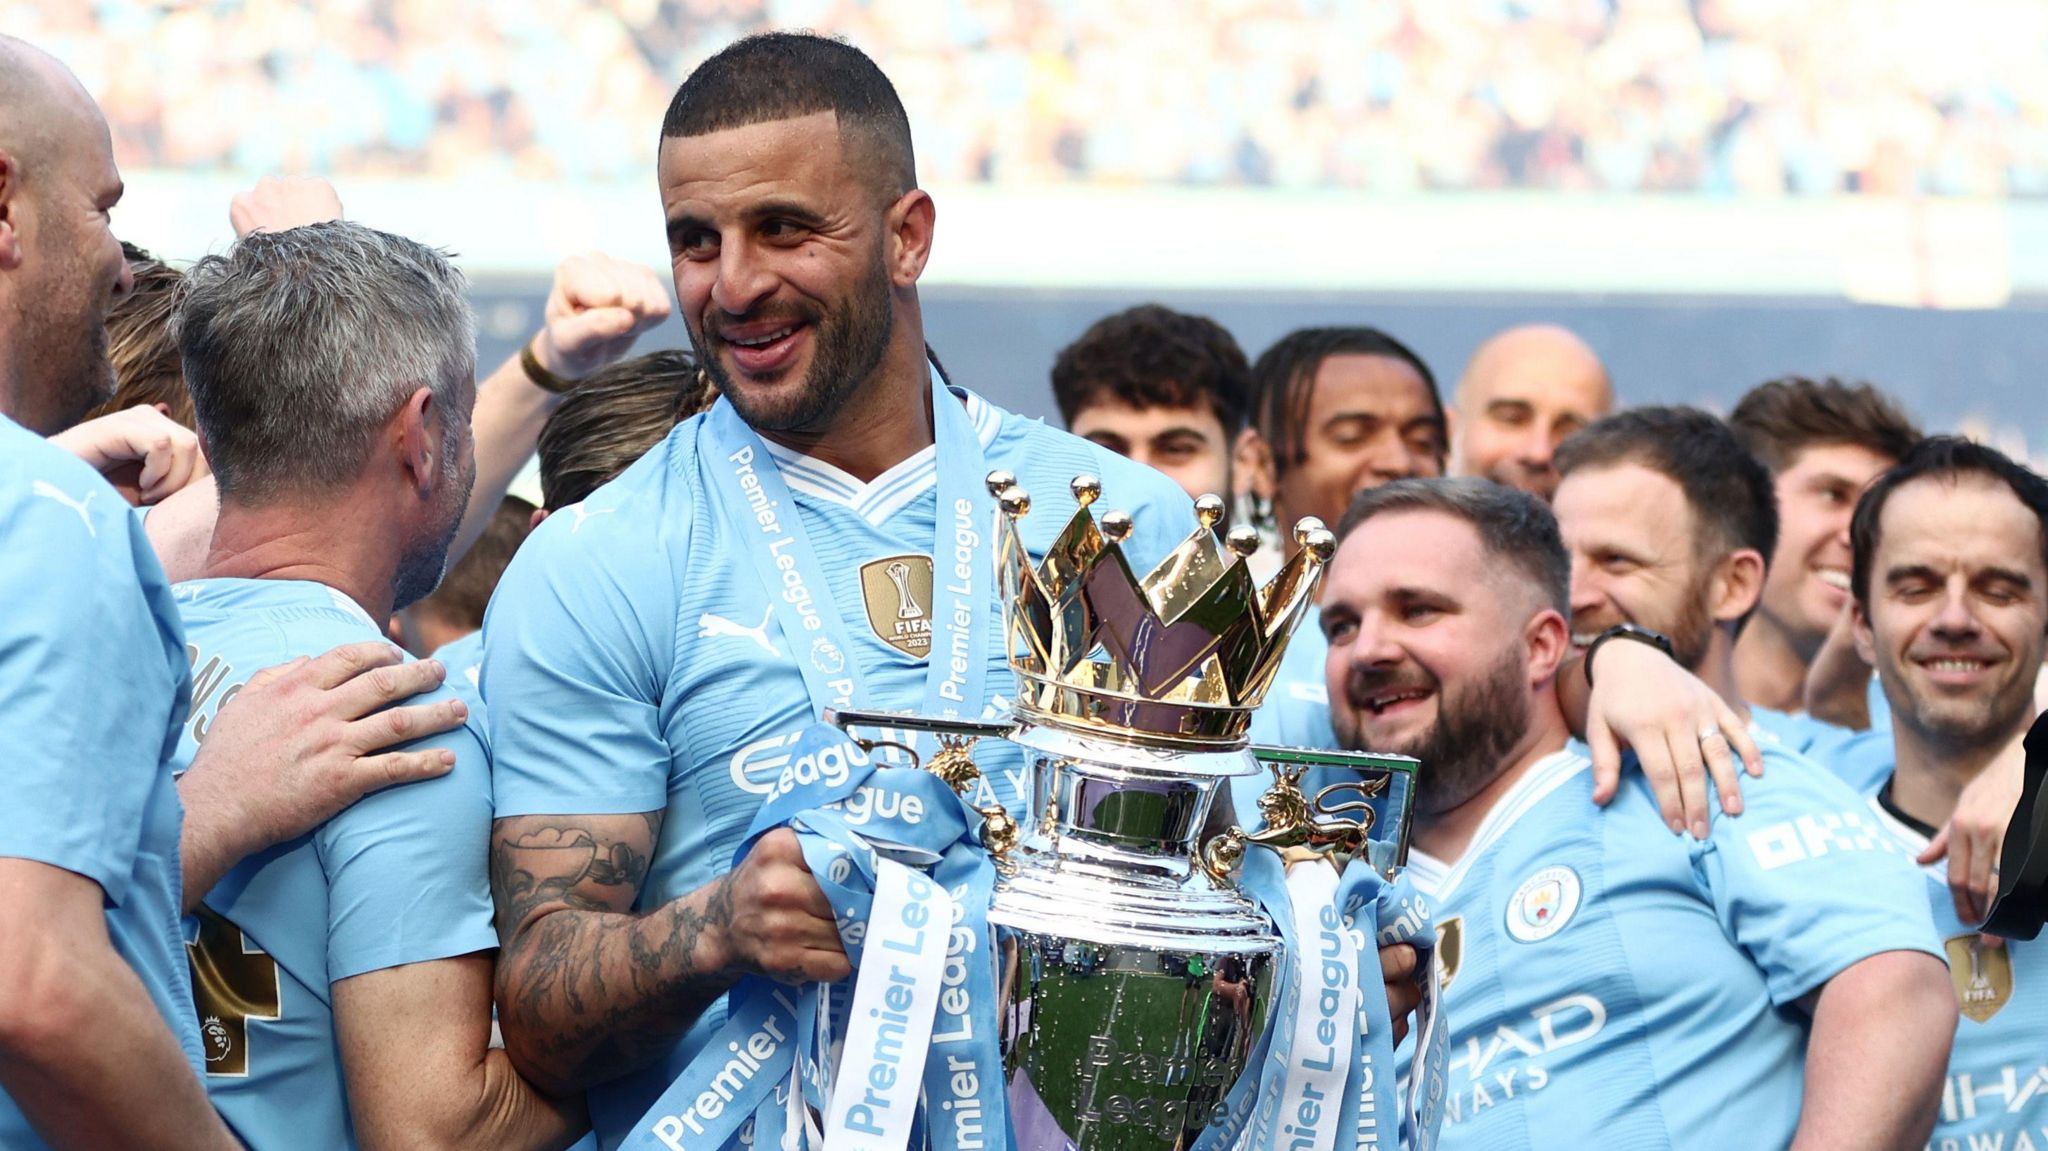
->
[1849, 437, 2048, 1145]
[0, 36, 469, 1150]
[1327, 479, 1952, 1148]
[480, 34, 1202, 1145]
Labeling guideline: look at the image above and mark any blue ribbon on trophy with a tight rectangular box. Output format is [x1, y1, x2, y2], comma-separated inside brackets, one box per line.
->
[623, 723, 1009, 1151]
[1192, 762, 1445, 1151]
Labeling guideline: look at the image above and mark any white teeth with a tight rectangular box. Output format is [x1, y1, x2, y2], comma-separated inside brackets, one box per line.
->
[1817, 570, 1851, 591]
[730, 326, 796, 348]
[1368, 689, 1428, 714]
[1928, 659, 1987, 673]
[1570, 633, 1600, 647]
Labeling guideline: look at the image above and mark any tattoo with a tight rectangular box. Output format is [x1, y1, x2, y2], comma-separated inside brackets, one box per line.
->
[489, 813, 740, 1090]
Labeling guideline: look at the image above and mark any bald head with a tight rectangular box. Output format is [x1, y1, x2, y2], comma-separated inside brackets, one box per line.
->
[0, 35, 130, 434]
[1451, 324, 1613, 502]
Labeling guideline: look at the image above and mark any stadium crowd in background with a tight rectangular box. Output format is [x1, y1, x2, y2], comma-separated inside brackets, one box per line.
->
[4, 20, 2047, 1151]
[13, 0, 2048, 194]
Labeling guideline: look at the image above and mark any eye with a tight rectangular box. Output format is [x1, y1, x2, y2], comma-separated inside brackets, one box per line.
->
[1400, 602, 1441, 623]
[761, 218, 808, 242]
[1323, 614, 1358, 644]
[676, 228, 718, 260]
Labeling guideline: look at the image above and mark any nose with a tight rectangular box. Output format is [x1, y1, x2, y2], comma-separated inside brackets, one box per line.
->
[1520, 425, 1556, 469]
[1345, 610, 1408, 670]
[1929, 582, 1981, 640]
[1568, 554, 1603, 617]
[709, 238, 774, 317]
[112, 245, 135, 302]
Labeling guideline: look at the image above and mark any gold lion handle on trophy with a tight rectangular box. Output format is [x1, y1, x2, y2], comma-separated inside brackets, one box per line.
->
[824, 708, 1022, 859]
[1196, 760, 1383, 884]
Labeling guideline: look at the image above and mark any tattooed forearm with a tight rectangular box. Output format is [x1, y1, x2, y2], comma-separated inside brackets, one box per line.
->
[488, 812, 740, 1095]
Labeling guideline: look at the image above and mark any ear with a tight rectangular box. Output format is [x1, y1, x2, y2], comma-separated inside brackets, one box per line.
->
[1710, 548, 1767, 625]
[394, 386, 439, 498]
[385, 614, 407, 644]
[530, 507, 549, 530]
[0, 149, 23, 270]
[1524, 607, 1571, 688]
[1851, 599, 1877, 666]
[1237, 428, 1277, 503]
[885, 189, 935, 288]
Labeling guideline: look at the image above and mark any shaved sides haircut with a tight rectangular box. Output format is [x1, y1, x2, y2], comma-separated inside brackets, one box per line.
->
[660, 32, 916, 201]
[1339, 476, 1570, 615]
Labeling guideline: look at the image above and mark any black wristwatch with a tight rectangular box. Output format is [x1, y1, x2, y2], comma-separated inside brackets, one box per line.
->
[1582, 623, 1676, 688]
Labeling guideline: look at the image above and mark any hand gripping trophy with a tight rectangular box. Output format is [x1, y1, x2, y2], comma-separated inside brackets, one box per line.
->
[833, 473, 1438, 1151]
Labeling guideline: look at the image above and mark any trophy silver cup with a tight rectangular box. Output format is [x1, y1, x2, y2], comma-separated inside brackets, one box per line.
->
[834, 475, 1416, 1151]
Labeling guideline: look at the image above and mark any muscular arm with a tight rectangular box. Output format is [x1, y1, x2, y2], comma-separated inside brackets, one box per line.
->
[490, 815, 848, 1097]
[336, 952, 585, 1151]
[491, 811, 733, 1096]
[1791, 950, 1954, 1151]
[0, 860, 239, 1151]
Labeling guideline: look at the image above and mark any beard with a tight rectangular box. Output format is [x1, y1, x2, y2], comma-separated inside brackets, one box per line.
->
[693, 247, 895, 436]
[11, 252, 117, 434]
[392, 430, 476, 611]
[1336, 643, 1534, 817]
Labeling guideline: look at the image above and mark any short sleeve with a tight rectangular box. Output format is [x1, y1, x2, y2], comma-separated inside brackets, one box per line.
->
[321, 710, 499, 981]
[482, 482, 680, 818]
[0, 453, 187, 905]
[1698, 749, 1942, 1005]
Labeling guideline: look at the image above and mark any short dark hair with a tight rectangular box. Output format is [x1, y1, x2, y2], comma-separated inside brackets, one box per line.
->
[1556, 405, 1779, 569]
[413, 495, 533, 631]
[1338, 476, 1569, 615]
[90, 241, 192, 428]
[1250, 327, 1443, 477]
[537, 349, 699, 510]
[1729, 376, 1922, 475]
[660, 32, 915, 200]
[1851, 436, 2048, 613]
[1050, 305, 1252, 434]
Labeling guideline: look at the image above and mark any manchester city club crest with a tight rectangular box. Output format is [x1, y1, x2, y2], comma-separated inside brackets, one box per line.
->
[1945, 933, 2014, 1023]
[859, 554, 935, 658]
[1506, 865, 1582, 943]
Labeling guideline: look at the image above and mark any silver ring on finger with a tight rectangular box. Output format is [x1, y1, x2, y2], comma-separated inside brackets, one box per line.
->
[1697, 727, 1726, 744]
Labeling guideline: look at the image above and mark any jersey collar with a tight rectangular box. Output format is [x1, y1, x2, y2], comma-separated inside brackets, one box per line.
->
[760, 387, 1002, 526]
[1408, 745, 1592, 901]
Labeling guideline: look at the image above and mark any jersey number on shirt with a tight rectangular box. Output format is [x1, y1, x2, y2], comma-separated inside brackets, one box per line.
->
[186, 905, 281, 1077]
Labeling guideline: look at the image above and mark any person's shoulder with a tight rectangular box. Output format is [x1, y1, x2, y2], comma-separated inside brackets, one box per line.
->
[0, 419, 159, 575]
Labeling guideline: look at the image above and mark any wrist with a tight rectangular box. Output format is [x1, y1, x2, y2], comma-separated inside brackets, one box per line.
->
[521, 338, 578, 395]
[1583, 623, 1676, 688]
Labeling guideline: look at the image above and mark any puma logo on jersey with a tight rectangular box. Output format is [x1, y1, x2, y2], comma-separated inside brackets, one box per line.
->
[567, 504, 614, 534]
[698, 607, 778, 656]
[31, 480, 96, 537]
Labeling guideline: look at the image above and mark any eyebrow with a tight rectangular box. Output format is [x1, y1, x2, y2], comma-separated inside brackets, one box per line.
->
[1979, 565, 2035, 589]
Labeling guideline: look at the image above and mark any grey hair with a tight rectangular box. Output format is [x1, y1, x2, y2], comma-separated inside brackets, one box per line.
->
[1337, 477, 1571, 615]
[171, 220, 475, 501]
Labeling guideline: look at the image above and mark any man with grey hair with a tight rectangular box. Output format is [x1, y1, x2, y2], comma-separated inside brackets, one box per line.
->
[1328, 478, 1951, 1149]
[0, 36, 467, 1151]
[165, 220, 583, 1148]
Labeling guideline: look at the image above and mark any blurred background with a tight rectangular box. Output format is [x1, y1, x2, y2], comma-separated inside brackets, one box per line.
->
[13, 0, 2048, 452]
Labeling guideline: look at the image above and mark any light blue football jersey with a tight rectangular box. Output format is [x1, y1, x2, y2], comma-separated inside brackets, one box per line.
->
[175, 578, 498, 1149]
[0, 417, 201, 1150]
[1864, 789, 2048, 1150]
[1395, 741, 1941, 1150]
[483, 387, 1195, 1147]
[1751, 706, 1893, 794]
[431, 629, 488, 733]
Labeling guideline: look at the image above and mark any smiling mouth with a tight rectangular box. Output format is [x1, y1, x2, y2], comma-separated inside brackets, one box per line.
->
[723, 324, 801, 348]
[1360, 687, 1432, 715]
[1920, 657, 1991, 674]
[1816, 569, 1851, 591]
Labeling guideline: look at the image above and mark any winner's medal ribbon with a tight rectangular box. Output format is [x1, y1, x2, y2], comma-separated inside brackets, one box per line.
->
[1332, 863, 1443, 1151]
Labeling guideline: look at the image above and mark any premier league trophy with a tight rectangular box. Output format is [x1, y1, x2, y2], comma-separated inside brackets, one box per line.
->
[834, 473, 1419, 1151]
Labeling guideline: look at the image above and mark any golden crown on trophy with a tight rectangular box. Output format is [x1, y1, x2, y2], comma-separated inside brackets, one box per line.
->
[986, 470, 1336, 747]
